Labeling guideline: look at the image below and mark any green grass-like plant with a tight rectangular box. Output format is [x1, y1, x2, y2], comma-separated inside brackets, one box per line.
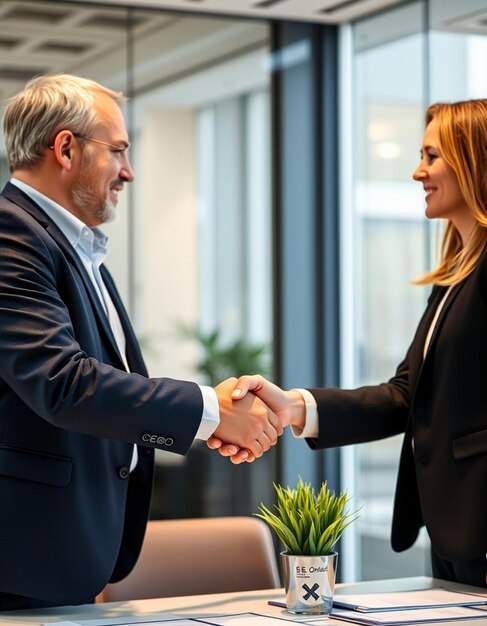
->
[256, 478, 360, 556]
[177, 324, 270, 386]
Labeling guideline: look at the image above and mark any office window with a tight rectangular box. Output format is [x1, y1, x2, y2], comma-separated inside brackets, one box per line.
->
[347, 1, 431, 580]
[197, 90, 272, 346]
[346, 0, 487, 581]
[0, 0, 273, 520]
[128, 12, 273, 519]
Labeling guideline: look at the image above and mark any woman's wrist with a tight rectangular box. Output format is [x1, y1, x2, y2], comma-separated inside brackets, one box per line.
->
[284, 389, 306, 430]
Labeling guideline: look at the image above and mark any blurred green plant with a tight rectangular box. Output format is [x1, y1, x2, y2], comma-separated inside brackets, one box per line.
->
[178, 324, 271, 386]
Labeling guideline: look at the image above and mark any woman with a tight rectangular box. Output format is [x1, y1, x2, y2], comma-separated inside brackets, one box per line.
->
[210, 99, 487, 587]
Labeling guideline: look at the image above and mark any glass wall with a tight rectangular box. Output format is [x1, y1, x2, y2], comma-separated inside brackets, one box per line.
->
[349, 1, 431, 581]
[347, 0, 487, 580]
[0, 0, 273, 520]
[4, 0, 487, 581]
[126, 12, 273, 519]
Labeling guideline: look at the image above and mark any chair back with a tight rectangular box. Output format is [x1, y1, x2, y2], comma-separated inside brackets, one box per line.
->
[98, 516, 280, 601]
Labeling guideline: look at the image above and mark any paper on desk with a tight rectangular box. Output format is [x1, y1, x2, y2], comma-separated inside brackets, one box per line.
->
[41, 615, 299, 626]
[40, 621, 201, 626]
[125, 622, 196, 625]
[193, 613, 298, 624]
[330, 605, 487, 625]
[332, 588, 487, 612]
[112, 622, 196, 626]
[40, 616, 189, 626]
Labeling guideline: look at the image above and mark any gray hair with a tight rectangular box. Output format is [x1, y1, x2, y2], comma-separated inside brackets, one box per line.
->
[3, 73, 126, 172]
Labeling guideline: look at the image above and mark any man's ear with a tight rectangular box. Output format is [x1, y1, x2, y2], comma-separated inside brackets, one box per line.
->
[51, 131, 77, 171]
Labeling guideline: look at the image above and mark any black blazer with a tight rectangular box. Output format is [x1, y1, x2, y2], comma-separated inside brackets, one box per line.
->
[308, 256, 487, 562]
[0, 183, 203, 604]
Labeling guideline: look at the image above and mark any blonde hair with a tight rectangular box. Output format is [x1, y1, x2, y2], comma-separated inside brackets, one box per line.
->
[415, 99, 487, 286]
[3, 73, 125, 172]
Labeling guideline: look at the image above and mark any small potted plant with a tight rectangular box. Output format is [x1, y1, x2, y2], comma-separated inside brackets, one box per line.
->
[256, 477, 359, 615]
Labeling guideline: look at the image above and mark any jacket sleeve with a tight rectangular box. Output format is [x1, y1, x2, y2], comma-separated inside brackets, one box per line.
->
[305, 283, 448, 451]
[307, 346, 411, 450]
[0, 201, 202, 455]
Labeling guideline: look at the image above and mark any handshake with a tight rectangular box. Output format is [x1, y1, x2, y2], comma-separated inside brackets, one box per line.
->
[209, 375, 307, 464]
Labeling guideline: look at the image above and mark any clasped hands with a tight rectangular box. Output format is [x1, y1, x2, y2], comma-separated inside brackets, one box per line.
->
[211, 375, 305, 464]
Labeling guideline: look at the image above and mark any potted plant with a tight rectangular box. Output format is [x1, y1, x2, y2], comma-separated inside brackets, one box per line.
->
[178, 325, 270, 385]
[256, 477, 360, 615]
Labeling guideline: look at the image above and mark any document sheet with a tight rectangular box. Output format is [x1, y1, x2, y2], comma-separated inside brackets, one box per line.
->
[42, 614, 317, 626]
[332, 588, 487, 611]
[330, 606, 487, 625]
[38, 588, 487, 626]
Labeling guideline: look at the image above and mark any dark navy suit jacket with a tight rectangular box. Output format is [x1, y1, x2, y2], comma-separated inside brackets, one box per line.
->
[307, 263, 487, 562]
[0, 183, 203, 604]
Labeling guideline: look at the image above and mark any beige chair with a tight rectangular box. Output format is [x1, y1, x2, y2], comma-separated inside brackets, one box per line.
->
[97, 516, 280, 602]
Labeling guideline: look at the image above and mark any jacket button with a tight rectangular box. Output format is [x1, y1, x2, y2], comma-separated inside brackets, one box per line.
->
[118, 466, 129, 479]
[420, 455, 430, 466]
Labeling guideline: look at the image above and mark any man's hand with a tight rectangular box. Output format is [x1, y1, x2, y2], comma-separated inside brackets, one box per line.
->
[208, 375, 306, 463]
[211, 377, 283, 464]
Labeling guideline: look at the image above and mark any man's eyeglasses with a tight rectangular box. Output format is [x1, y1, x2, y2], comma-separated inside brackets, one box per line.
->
[73, 132, 130, 156]
[49, 132, 130, 156]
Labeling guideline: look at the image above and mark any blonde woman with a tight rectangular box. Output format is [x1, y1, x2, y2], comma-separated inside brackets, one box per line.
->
[211, 99, 487, 587]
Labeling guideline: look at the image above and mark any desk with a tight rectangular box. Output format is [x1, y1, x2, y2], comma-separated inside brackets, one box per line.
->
[1, 577, 486, 626]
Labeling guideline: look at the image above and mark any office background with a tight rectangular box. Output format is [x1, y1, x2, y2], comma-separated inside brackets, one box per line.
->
[0, 0, 485, 585]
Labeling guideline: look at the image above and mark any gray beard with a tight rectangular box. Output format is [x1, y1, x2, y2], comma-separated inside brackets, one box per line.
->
[72, 185, 116, 225]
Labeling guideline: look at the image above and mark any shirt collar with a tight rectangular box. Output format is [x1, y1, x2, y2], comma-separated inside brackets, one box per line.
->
[10, 177, 108, 262]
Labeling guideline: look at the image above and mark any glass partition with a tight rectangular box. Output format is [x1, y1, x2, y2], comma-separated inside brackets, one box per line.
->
[349, 1, 431, 580]
[348, 0, 487, 580]
[129, 11, 273, 519]
[0, 0, 273, 520]
[5, 0, 487, 578]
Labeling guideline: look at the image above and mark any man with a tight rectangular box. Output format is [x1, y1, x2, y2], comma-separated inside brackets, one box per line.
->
[0, 74, 281, 610]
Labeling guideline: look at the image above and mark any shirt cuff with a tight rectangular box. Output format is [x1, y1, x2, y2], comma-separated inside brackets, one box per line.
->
[290, 388, 319, 438]
[194, 385, 220, 440]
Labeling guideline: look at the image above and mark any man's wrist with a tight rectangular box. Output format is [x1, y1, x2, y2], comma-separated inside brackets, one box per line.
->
[194, 385, 220, 440]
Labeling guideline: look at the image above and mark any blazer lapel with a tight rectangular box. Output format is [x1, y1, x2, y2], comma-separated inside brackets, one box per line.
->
[407, 286, 447, 394]
[100, 265, 148, 376]
[423, 280, 466, 360]
[409, 279, 467, 402]
[1, 183, 125, 366]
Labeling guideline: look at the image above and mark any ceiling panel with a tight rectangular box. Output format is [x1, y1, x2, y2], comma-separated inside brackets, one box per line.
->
[0, 1, 173, 99]
[63, 0, 405, 24]
[2, 0, 487, 104]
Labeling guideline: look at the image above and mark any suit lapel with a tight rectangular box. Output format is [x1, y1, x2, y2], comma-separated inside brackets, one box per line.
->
[1, 182, 125, 367]
[410, 279, 467, 399]
[407, 286, 446, 394]
[100, 265, 148, 376]
[423, 281, 465, 359]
